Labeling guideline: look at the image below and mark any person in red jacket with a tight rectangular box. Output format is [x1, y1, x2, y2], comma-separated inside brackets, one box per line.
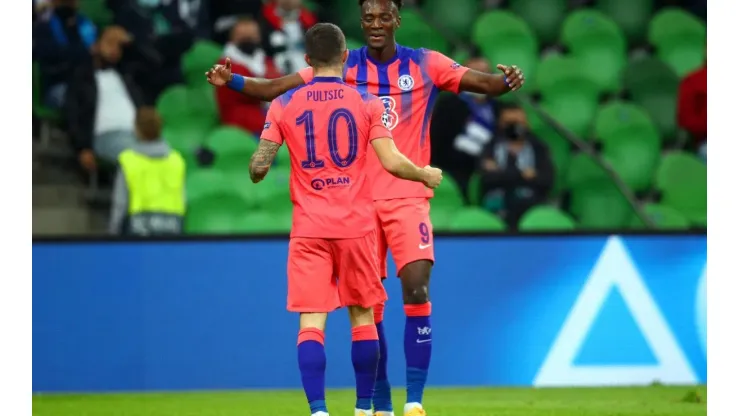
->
[260, 0, 318, 74]
[215, 17, 281, 136]
[677, 55, 707, 161]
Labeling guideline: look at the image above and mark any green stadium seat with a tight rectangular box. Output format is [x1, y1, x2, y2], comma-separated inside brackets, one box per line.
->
[509, 0, 568, 46]
[560, 10, 627, 93]
[648, 8, 706, 76]
[518, 205, 577, 231]
[537, 56, 600, 138]
[593, 101, 661, 192]
[156, 85, 190, 126]
[622, 58, 680, 141]
[186, 86, 219, 126]
[655, 152, 707, 226]
[430, 205, 454, 231]
[569, 182, 635, 229]
[346, 37, 364, 51]
[79, 0, 112, 27]
[567, 152, 610, 190]
[187, 168, 261, 207]
[629, 203, 691, 230]
[236, 211, 293, 234]
[431, 174, 465, 210]
[182, 40, 223, 87]
[596, 0, 653, 44]
[185, 193, 250, 234]
[255, 167, 292, 212]
[334, 0, 364, 41]
[472, 11, 539, 90]
[422, 0, 478, 40]
[593, 101, 656, 142]
[602, 130, 660, 192]
[526, 106, 572, 194]
[396, 9, 449, 54]
[467, 172, 482, 206]
[448, 208, 507, 232]
[186, 169, 232, 203]
[205, 127, 258, 172]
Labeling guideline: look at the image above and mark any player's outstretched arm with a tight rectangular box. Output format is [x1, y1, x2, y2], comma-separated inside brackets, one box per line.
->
[206, 58, 307, 101]
[249, 139, 281, 183]
[371, 138, 443, 189]
[459, 64, 525, 96]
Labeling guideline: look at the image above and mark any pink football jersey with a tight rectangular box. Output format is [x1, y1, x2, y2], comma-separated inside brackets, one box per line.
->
[260, 76, 392, 238]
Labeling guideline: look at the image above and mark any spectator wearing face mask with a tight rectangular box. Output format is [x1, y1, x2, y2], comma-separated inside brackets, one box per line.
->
[66, 26, 145, 173]
[215, 18, 282, 136]
[430, 56, 497, 201]
[478, 103, 555, 229]
[260, 0, 318, 74]
[33, 0, 98, 109]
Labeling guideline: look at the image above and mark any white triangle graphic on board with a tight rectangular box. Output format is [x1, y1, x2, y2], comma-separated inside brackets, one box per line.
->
[533, 236, 698, 386]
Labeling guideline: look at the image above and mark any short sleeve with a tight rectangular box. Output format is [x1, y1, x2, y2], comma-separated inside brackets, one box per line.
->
[260, 101, 284, 145]
[298, 67, 314, 83]
[367, 97, 393, 141]
[424, 50, 470, 93]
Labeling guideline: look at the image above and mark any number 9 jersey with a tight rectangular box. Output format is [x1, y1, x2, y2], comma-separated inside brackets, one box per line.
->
[260, 76, 393, 239]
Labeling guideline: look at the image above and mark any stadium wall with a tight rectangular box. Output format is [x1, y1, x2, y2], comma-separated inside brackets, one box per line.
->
[32, 234, 707, 392]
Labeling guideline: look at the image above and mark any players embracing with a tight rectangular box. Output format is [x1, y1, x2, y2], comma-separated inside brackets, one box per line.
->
[208, 2, 525, 415]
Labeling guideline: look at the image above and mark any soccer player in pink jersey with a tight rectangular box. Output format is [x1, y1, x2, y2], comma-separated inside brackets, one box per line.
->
[248, 23, 443, 416]
[208, 2, 525, 415]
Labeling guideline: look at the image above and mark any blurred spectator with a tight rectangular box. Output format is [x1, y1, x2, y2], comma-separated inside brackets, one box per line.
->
[478, 103, 554, 230]
[677, 51, 707, 163]
[431, 56, 497, 200]
[108, 0, 196, 101]
[216, 18, 281, 135]
[33, 0, 98, 109]
[209, 0, 263, 44]
[66, 26, 145, 172]
[260, 0, 318, 74]
[110, 107, 186, 236]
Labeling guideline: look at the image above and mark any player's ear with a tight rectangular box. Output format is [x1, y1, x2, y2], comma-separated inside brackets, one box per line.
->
[304, 54, 311, 68]
[341, 49, 349, 65]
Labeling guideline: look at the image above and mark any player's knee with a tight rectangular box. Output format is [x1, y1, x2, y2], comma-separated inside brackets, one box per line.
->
[400, 260, 432, 304]
[347, 305, 374, 327]
[299, 312, 328, 331]
[402, 284, 429, 304]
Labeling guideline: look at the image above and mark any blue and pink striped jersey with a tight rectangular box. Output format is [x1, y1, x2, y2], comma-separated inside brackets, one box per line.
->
[299, 45, 470, 200]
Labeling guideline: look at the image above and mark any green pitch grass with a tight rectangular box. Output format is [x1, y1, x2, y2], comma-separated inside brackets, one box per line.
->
[33, 386, 707, 416]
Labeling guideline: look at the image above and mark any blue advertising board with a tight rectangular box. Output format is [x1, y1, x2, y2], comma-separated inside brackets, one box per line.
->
[32, 235, 707, 392]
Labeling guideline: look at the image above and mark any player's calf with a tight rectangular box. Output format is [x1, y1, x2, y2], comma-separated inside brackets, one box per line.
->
[348, 306, 380, 415]
[372, 302, 394, 415]
[400, 260, 433, 412]
[297, 313, 329, 416]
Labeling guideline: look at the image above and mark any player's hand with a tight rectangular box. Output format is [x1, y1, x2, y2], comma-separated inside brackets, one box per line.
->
[421, 165, 443, 189]
[496, 64, 525, 91]
[206, 57, 233, 87]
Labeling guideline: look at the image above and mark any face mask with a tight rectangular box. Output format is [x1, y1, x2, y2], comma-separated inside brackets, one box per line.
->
[237, 40, 260, 55]
[501, 122, 528, 141]
[54, 6, 77, 20]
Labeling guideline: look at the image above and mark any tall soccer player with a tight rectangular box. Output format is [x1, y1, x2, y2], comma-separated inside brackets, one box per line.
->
[248, 23, 443, 416]
[207, 2, 525, 415]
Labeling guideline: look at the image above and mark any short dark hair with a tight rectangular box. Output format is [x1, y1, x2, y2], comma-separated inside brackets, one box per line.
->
[358, 0, 404, 10]
[305, 23, 346, 68]
[136, 107, 163, 141]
